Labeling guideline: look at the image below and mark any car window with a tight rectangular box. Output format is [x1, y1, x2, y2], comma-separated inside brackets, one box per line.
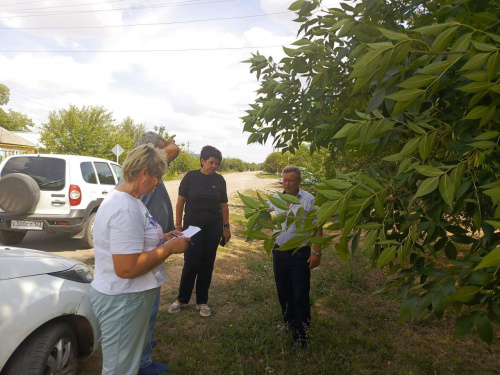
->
[94, 162, 116, 185]
[110, 164, 122, 183]
[1, 157, 66, 191]
[80, 162, 98, 184]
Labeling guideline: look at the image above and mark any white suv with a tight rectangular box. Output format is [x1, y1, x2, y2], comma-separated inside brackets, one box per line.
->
[0, 154, 122, 248]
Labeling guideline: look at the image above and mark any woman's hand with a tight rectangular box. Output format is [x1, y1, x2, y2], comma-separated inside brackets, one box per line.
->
[223, 226, 231, 243]
[163, 230, 184, 243]
[163, 236, 190, 255]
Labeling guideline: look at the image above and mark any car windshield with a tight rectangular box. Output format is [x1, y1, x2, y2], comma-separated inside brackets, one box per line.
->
[1, 157, 66, 191]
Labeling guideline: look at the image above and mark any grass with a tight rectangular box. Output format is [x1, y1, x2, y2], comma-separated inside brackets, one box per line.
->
[78, 189, 500, 375]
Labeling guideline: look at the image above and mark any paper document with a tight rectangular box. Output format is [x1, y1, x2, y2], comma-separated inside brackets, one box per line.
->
[165, 225, 201, 243]
[180, 226, 201, 238]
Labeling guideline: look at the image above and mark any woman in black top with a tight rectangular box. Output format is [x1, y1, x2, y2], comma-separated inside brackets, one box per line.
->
[168, 145, 231, 317]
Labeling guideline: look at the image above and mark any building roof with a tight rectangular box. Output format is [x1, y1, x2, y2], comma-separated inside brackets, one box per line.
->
[0, 127, 37, 147]
[12, 131, 43, 148]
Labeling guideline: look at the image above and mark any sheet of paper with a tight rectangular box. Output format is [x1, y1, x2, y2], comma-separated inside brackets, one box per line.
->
[181, 225, 201, 238]
[165, 225, 201, 243]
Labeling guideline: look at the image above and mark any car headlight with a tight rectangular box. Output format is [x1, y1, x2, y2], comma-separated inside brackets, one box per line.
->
[49, 264, 93, 283]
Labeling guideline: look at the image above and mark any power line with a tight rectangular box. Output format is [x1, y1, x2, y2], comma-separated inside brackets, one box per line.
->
[0, 45, 283, 53]
[0, 0, 233, 18]
[0, 0, 137, 11]
[0, 11, 291, 30]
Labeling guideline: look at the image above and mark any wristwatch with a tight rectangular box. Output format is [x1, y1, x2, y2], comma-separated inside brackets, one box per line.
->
[223, 223, 230, 228]
[313, 251, 322, 256]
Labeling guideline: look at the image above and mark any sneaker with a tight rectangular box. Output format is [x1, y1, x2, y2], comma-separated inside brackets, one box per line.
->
[138, 361, 169, 375]
[195, 304, 211, 317]
[168, 301, 187, 314]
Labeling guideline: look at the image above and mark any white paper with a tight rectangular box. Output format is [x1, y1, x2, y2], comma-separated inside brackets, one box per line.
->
[165, 225, 201, 243]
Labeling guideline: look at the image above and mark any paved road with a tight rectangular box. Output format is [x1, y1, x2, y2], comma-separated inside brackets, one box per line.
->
[16, 171, 279, 257]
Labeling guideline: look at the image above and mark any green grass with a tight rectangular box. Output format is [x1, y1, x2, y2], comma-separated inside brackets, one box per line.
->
[78, 190, 500, 375]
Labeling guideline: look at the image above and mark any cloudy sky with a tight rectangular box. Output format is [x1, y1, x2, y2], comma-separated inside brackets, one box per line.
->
[0, 0, 339, 163]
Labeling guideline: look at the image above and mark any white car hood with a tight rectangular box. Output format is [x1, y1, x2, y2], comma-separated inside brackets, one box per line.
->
[0, 247, 78, 280]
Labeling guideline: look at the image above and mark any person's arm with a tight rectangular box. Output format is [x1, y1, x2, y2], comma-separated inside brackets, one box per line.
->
[307, 227, 323, 269]
[175, 195, 186, 230]
[112, 236, 190, 278]
[221, 202, 231, 242]
[165, 135, 180, 164]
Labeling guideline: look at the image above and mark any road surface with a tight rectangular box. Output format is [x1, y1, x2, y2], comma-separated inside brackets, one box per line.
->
[14, 171, 280, 258]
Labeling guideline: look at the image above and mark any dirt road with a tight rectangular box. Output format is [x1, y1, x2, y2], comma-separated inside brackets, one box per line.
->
[18, 171, 280, 260]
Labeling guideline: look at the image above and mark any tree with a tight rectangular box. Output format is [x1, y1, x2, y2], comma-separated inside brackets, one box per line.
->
[240, 0, 500, 343]
[40, 105, 116, 158]
[113, 117, 147, 163]
[263, 152, 289, 175]
[0, 84, 34, 131]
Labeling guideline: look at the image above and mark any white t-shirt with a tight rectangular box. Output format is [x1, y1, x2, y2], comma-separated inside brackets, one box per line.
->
[91, 189, 167, 295]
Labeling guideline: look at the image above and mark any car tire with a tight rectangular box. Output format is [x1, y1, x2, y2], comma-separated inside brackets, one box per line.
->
[2, 322, 78, 375]
[82, 212, 96, 249]
[0, 230, 27, 245]
[0, 173, 40, 215]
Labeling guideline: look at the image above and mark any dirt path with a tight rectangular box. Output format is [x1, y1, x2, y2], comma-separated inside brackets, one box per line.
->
[37, 171, 279, 261]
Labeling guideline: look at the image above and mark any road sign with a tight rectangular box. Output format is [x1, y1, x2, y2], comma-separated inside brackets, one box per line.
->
[111, 144, 124, 163]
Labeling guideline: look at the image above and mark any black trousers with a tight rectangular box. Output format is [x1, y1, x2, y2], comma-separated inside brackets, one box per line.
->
[272, 246, 311, 342]
[177, 220, 222, 305]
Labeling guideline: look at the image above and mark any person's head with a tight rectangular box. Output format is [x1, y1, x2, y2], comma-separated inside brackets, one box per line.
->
[136, 131, 179, 164]
[122, 143, 168, 184]
[281, 165, 301, 196]
[199, 145, 222, 175]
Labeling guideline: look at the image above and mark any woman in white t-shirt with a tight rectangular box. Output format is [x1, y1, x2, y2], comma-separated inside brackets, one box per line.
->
[90, 144, 190, 375]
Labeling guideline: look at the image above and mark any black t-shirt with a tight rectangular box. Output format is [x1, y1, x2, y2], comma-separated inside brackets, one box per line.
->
[179, 170, 228, 227]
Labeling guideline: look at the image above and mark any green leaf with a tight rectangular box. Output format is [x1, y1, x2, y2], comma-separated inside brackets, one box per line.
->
[400, 294, 418, 323]
[318, 189, 344, 200]
[268, 196, 290, 211]
[277, 192, 301, 205]
[239, 193, 261, 209]
[444, 286, 480, 303]
[439, 173, 455, 207]
[430, 26, 458, 53]
[356, 222, 382, 230]
[473, 131, 500, 141]
[279, 236, 307, 250]
[399, 75, 436, 89]
[418, 60, 454, 75]
[385, 89, 424, 102]
[454, 314, 475, 339]
[323, 179, 353, 190]
[487, 52, 499, 80]
[458, 81, 492, 93]
[475, 247, 500, 270]
[418, 131, 436, 161]
[377, 246, 396, 268]
[415, 165, 443, 177]
[288, 0, 305, 11]
[414, 176, 440, 198]
[412, 22, 457, 36]
[460, 53, 491, 71]
[448, 32, 472, 60]
[400, 137, 421, 156]
[485, 220, 500, 229]
[471, 41, 497, 52]
[317, 200, 340, 223]
[476, 314, 494, 344]
[362, 229, 378, 251]
[464, 106, 490, 120]
[378, 27, 409, 41]
[333, 122, 357, 139]
[406, 121, 427, 135]
[247, 230, 270, 240]
[468, 141, 496, 149]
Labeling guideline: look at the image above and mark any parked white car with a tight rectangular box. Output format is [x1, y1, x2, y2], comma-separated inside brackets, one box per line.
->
[0, 154, 122, 248]
[0, 246, 100, 374]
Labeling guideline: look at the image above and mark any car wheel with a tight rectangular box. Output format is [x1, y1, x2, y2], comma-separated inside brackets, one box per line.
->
[82, 212, 96, 249]
[2, 322, 78, 375]
[0, 230, 27, 245]
[0, 173, 40, 214]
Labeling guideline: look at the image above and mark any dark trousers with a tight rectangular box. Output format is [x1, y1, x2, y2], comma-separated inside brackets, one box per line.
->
[177, 220, 222, 305]
[273, 246, 311, 343]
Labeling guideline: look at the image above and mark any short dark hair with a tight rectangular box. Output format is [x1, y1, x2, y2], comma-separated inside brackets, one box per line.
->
[135, 131, 167, 148]
[200, 145, 222, 167]
[282, 165, 301, 179]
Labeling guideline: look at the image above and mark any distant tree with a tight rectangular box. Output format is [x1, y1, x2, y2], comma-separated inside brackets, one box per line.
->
[40, 105, 115, 158]
[168, 148, 199, 176]
[0, 84, 9, 106]
[263, 152, 288, 175]
[113, 117, 147, 163]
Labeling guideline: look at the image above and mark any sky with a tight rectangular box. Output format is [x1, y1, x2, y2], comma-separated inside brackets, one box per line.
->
[0, 0, 340, 163]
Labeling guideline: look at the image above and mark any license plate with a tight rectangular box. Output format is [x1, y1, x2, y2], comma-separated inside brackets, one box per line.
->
[11, 220, 44, 230]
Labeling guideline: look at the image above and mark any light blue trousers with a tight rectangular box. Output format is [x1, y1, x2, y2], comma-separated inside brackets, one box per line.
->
[90, 286, 158, 375]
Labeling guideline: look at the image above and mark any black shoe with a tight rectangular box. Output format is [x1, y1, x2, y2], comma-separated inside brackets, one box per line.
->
[292, 339, 307, 351]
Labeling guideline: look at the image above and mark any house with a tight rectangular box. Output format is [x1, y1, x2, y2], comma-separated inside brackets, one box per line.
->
[0, 127, 37, 163]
